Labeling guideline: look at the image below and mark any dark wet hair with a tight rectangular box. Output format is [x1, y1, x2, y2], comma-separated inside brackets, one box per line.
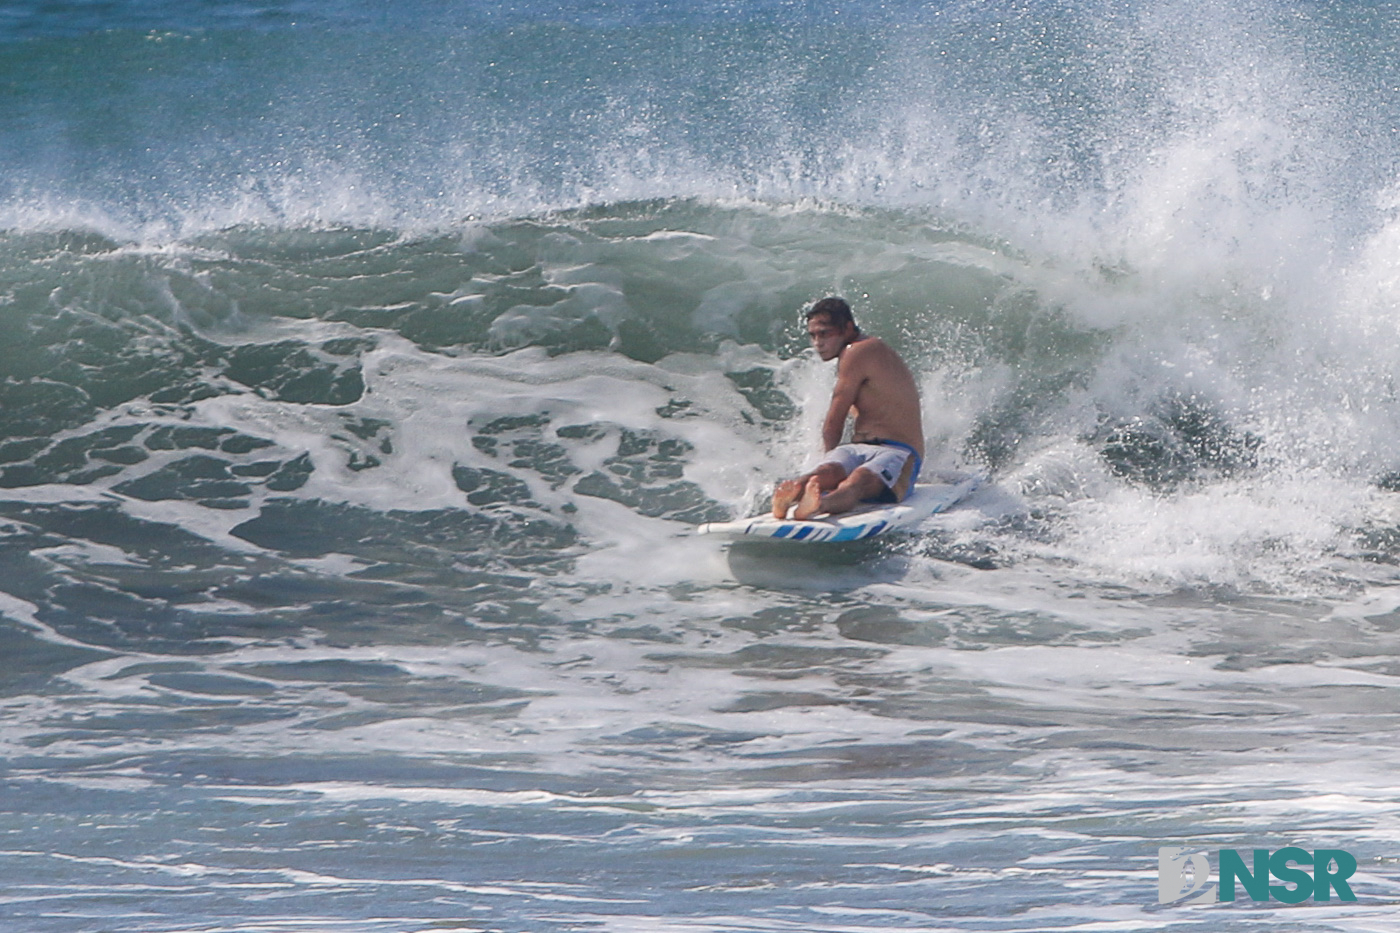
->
[806, 296, 856, 331]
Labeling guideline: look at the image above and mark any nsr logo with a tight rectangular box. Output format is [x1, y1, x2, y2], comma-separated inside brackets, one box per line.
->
[1158, 847, 1358, 904]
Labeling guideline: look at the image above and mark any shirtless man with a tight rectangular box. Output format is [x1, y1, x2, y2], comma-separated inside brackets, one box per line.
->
[771, 297, 925, 520]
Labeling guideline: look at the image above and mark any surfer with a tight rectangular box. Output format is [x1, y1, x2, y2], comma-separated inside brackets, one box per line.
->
[772, 297, 925, 520]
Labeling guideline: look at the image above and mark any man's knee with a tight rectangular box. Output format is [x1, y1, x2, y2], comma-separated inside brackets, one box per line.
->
[846, 466, 887, 496]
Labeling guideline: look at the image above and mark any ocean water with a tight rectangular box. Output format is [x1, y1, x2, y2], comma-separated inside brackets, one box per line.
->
[5, 1, 1400, 930]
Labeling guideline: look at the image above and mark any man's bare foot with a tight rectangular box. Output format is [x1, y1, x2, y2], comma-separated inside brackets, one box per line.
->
[792, 476, 825, 520]
[772, 478, 803, 518]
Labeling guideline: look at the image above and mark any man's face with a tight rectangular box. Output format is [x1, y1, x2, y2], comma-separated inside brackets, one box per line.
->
[806, 313, 854, 361]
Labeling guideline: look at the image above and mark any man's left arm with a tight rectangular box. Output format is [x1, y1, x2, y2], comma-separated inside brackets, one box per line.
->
[821, 348, 867, 450]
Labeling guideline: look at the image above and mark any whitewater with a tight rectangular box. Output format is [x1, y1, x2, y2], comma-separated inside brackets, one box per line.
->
[3, 1, 1400, 930]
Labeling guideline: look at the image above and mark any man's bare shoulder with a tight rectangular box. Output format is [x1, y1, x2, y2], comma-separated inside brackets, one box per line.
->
[843, 336, 904, 368]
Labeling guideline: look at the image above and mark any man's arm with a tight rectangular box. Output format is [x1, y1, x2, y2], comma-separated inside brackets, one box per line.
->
[821, 348, 867, 450]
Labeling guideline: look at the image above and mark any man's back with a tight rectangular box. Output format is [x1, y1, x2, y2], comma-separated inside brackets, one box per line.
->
[841, 336, 925, 454]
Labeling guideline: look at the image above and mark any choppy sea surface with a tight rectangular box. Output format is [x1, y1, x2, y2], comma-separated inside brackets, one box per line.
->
[5, 1, 1400, 930]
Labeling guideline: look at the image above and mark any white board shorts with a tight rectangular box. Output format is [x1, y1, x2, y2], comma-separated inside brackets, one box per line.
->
[816, 440, 923, 502]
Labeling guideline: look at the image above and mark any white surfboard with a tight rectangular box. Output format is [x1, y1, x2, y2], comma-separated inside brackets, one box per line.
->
[697, 473, 983, 543]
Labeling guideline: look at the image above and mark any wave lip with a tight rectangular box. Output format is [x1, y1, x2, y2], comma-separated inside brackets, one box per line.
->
[0, 0, 1383, 240]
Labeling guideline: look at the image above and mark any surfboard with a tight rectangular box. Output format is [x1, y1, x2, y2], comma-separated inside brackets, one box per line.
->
[697, 473, 983, 543]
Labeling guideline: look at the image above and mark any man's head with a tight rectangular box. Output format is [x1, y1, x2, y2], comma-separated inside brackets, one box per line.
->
[805, 296, 858, 361]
